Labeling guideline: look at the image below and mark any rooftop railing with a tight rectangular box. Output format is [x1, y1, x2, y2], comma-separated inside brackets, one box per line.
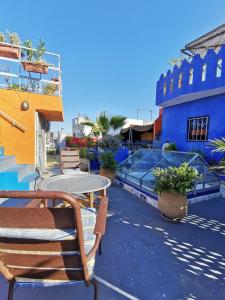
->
[156, 45, 225, 107]
[0, 42, 62, 97]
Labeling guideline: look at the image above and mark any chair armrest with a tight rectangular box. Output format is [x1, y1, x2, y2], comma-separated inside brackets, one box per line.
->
[94, 196, 108, 236]
[86, 197, 108, 261]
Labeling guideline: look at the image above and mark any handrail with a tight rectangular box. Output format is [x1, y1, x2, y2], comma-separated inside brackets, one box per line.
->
[0, 110, 27, 132]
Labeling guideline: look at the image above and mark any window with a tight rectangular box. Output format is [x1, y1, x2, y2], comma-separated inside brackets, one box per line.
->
[178, 73, 182, 88]
[189, 68, 194, 85]
[216, 59, 222, 77]
[202, 64, 207, 81]
[187, 116, 209, 141]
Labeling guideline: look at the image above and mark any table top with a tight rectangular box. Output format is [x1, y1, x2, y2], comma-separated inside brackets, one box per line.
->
[38, 173, 111, 194]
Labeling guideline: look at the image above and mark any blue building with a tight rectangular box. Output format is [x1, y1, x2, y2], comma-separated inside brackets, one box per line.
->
[155, 25, 225, 163]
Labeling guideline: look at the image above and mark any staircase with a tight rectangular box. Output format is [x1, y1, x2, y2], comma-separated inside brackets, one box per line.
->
[0, 148, 39, 191]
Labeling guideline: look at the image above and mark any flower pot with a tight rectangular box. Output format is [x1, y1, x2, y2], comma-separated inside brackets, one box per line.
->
[0, 44, 20, 59]
[80, 158, 90, 172]
[22, 61, 48, 74]
[100, 167, 116, 181]
[158, 192, 187, 221]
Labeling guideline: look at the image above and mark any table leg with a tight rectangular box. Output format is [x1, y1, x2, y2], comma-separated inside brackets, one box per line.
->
[89, 192, 94, 208]
[100, 189, 106, 197]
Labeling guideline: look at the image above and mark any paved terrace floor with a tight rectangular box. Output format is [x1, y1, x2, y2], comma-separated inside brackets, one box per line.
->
[0, 186, 225, 299]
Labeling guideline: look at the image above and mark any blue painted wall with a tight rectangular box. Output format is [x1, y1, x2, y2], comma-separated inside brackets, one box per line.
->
[162, 94, 225, 161]
[156, 46, 225, 106]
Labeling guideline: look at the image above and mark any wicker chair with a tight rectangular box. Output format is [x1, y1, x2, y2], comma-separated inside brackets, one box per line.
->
[0, 191, 108, 300]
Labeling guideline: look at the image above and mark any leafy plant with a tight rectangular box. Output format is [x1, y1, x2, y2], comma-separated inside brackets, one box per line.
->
[34, 39, 46, 62]
[0, 32, 5, 43]
[23, 40, 34, 61]
[6, 31, 20, 45]
[153, 163, 200, 195]
[209, 138, 225, 153]
[79, 147, 87, 159]
[99, 152, 117, 171]
[164, 142, 177, 151]
[43, 83, 58, 95]
[98, 135, 122, 152]
[82, 111, 126, 137]
[110, 115, 126, 133]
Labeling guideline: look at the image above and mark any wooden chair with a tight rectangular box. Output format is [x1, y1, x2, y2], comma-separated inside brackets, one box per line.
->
[60, 148, 89, 174]
[0, 191, 108, 300]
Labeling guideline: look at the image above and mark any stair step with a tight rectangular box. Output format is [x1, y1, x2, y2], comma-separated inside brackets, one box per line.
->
[0, 156, 16, 172]
[3, 164, 30, 182]
[20, 172, 40, 190]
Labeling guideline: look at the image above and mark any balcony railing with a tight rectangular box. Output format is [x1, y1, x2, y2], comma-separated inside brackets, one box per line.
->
[0, 42, 62, 97]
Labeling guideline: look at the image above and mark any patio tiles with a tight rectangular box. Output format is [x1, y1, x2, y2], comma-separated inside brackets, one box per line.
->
[0, 186, 225, 299]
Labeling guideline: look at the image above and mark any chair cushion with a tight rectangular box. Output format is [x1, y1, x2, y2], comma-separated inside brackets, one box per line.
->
[0, 228, 75, 241]
[81, 207, 96, 276]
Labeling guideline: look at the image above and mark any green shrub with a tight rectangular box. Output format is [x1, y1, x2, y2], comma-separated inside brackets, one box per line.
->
[164, 142, 177, 151]
[153, 163, 200, 195]
[98, 135, 122, 152]
[79, 147, 87, 159]
[99, 152, 117, 171]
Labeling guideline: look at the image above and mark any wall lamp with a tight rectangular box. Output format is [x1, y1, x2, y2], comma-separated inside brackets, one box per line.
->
[21, 100, 29, 111]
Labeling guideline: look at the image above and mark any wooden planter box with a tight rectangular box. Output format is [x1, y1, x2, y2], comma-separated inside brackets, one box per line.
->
[22, 61, 49, 74]
[0, 44, 20, 59]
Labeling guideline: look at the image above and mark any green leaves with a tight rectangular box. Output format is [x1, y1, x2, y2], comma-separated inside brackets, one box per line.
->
[110, 115, 126, 131]
[99, 152, 117, 171]
[82, 111, 126, 138]
[153, 163, 200, 195]
[209, 138, 225, 153]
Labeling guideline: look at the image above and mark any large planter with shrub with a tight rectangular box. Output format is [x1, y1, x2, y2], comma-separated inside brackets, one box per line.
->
[153, 163, 199, 221]
[100, 167, 116, 181]
[99, 152, 117, 181]
[0, 44, 20, 59]
[158, 192, 187, 220]
[22, 61, 48, 74]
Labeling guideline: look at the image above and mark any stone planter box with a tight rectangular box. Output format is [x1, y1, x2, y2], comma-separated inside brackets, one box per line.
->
[22, 61, 49, 74]
[0, 44, 20, 59]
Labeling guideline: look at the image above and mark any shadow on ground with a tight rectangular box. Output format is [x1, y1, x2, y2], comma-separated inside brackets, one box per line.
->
[0, 185, 225, 299]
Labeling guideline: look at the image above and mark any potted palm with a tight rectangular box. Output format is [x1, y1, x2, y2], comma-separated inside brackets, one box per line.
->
[99, 152, 117, 181]
[153, 163, 199, 221]
[0, 31, 20, 59]
[22, 39, 48, 74]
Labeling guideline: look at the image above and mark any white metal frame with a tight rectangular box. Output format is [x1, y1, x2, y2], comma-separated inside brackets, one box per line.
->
[0, 41, 62, 96]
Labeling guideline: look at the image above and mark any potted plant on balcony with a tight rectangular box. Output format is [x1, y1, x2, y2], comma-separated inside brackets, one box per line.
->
[22, 39, 49, 74]
[0, 31, 20, 59]
[99, 151, 117, 181]
[153, 163, 200, 222]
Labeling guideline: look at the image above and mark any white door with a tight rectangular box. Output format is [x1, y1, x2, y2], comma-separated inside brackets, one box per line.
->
[35, 112, 47, 174]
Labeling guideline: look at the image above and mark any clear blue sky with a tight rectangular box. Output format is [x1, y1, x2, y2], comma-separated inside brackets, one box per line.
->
[1, 0, 225, 132]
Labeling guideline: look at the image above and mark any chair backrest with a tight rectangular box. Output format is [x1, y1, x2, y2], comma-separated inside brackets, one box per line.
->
[0, 191, 90, 284]
[60, 148, 80, 171]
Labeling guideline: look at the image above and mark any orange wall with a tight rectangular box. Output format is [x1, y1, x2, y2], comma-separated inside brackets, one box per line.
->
[0, 89, 63, 165]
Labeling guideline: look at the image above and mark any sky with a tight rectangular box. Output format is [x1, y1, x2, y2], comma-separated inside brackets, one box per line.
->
[1, 0, 225, 132]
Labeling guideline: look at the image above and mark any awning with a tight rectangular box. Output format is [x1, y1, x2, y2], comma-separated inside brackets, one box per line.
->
[121, 123, 153, 134]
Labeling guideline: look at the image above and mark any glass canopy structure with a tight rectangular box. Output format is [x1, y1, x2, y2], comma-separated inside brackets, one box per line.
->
[117, 149, 220, 196]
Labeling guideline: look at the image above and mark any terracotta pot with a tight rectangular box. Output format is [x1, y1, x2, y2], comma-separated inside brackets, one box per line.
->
[80, 158, 90, 172]
[0, 44, 20, 59]
[158, 192, 187, 220]
[22, 61, 48, 74]
[100, 167, 115, 181]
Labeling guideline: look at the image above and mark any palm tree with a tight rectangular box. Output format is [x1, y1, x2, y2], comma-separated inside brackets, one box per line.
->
[109, 115, 126, 134]
[82, 112, 126, 137]
[209, 138, 225, 153]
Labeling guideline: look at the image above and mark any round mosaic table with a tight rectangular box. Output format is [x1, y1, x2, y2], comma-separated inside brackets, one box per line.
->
[38, 173, 111, 207]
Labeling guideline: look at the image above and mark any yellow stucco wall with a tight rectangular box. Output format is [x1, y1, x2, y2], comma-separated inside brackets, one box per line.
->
[0, 89, 63, 165]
